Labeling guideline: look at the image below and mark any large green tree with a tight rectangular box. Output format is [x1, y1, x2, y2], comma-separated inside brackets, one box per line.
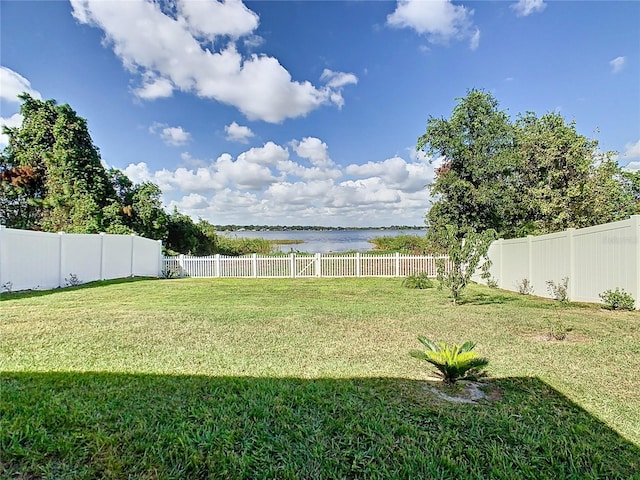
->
[1, 94, 225, 256]
[419, 90, 637, 239]
[1, 94, 114, 232]
[417, 89, 517, 239]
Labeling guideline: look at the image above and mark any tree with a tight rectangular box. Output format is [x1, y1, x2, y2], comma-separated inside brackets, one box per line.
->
[1, 94, 114, 232]
[435, 225, 495, 304]
[1, 94, 225, 255]
[511, 112, 634, 235]
[165, 209, 215, 256]
[419, 91, 638, 239]
[417, 89, 516, 240]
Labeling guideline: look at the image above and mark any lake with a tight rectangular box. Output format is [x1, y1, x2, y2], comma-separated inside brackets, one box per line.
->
[220, 229, 427, 253]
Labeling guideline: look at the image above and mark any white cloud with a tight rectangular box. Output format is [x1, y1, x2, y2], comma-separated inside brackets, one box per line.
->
[0, 113, 23, 148]
[237, 142, 289, 166]
[180, 152, 208, 168]
[0, 66, 42, 102]
[320, 69, 358, 89]
[243, 35, 264, 49]
[134, 75, 174, 100]
[623, 162, 640, 172]
[610, 56, 626, 74]
[177, 193, 209, 210]
[123, 138, 435, 226]
[387, 0, 479, 49]
[150, 122, 191, 146]
[291, 137, 334, 168]
[511, 0, 547, 17]
[70, 0, 357, 123]
[176, 0, 259, 39]
[224, 121, 255, 143]
[0, 68, 42, 147]
[623, 139, 640, 159]
[319, 70, 359, 108]
[346, 155, 436, 193]
[469, 28, 480, 51]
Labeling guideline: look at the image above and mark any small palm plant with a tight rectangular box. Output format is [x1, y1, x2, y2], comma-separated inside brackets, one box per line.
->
[410, 337, 489, 383]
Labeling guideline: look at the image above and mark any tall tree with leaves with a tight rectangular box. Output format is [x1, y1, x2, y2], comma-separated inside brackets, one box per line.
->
[417, 89, 517, 240]
[419, 90, 638, 239]
[1, 94, 114, 232]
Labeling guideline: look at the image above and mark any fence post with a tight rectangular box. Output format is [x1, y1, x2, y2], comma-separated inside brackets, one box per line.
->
[157, 240, 163, 277]
[395, 252, 400, 277]
[567, 228, 575, 301]
[252, 253, 258, 278]
[58, 232, 65, 288]
[356, 252, 361, 277]
[215, 254, 220, 278]
[527, 235, 533, 289]
[633, 215, 640, 309]
[130, 234, 136, 277]
[178, 254, 185, 277]
[290, 253, 296, 278]
[99, 233, 106, 280]
[0, 226, 4, 287]
[315, 253, 321, 277]
[497, 239, 504, 289]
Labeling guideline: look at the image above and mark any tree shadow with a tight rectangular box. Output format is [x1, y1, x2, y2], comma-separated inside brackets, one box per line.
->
[0, 276, 156, 302]
[1, 372, 637, 479]
[458, 291, 521, 305]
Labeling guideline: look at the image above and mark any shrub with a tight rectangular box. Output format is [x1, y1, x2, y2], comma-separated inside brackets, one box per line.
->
[160, 266, 181, 279]
[434, 225, 496, 305]
[545, 314, 572, 341]
[64, 274, 82, 287]
[517, 278, 534, 295]
[546, 277, 569, 303]
[402, 273, 434, 289]
[599, 288, 635, 311]
[1, 281, 13, 294]
[216, 236, 275, 256]
[410, 337, 489, 383]
[369, 234, 435, 254]
[486, 277, 498, 289]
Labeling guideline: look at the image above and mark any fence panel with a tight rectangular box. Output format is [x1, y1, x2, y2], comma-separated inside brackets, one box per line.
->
[102, 235, 134, 279]
[0, 229, 60, 291]
[481, 216, 640, 307]
[133, 236, 163, 277]
[61, 233, 102, 284]
[572, 220, 636, 304]
[0, 227, 162, 292]
[162, 253, 445, 279]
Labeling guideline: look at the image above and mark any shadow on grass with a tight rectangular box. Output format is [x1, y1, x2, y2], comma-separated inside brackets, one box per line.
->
[1, 372, 637, 479]
[458, 291, 521, 305]
[0, 276, 157, 302]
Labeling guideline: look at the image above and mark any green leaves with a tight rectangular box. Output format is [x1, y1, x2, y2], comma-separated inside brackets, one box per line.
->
[411, 337, 489, 383]
[434, 224, 495, 304]
[418, 90, 638, 240]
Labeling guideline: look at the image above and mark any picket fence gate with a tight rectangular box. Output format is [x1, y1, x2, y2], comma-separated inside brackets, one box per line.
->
[163, 253, 450, 279]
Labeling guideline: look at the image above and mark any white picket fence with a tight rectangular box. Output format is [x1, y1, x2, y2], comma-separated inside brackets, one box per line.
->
[163, 252, 449, 278]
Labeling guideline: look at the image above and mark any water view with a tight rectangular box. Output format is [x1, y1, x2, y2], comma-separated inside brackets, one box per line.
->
[221, 229, 427, 254]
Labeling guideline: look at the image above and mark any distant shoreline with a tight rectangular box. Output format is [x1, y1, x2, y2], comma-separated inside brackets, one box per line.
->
[216, 225, 425, 232]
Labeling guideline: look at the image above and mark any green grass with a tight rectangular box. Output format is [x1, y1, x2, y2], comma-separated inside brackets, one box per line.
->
[1, 278, 639, 479]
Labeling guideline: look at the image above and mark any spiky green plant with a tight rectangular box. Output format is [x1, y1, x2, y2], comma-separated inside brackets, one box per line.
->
[410, 338, 489, 383]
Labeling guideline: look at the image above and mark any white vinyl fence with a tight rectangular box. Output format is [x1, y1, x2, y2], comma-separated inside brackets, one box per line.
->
[479, 216, 640, 308]
[0, 226, 162, 292]
[163, 252, 449, 279]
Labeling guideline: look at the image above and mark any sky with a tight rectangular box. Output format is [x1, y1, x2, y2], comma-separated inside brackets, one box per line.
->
[1, 0, 639, 227]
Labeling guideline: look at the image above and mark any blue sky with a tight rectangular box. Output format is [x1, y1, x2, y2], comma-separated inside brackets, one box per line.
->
[1, 0, 639, 227]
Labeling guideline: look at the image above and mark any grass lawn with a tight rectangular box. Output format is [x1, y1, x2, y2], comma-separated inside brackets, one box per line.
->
[1, 277, 639, 479]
